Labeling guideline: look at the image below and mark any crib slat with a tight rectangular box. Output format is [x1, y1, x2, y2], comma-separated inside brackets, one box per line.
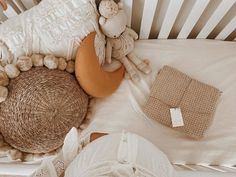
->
[20, 0, 38, 10]
[197, 0, 236, 39]
[3, 3, 18, 18]
[158, 0, 184, 39]
[216, 16, 236, 40]
[139, 0, 158, 39]
[122, 0, 133, 27]
[12, 0, 26, 12]
[177, 0, 210, 39]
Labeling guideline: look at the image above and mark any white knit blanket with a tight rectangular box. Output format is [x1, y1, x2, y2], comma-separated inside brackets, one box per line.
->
[0, 0, 105, 65]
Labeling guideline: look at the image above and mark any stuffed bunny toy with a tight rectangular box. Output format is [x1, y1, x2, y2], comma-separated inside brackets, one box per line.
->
[99, 0, 151, 82]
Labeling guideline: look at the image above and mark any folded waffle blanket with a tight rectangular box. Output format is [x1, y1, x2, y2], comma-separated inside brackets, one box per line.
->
[143, 65, 221, 139]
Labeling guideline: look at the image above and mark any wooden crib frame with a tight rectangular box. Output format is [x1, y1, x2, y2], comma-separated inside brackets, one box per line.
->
[0, 0, 235, 40]
[122, 0, 236, 40]
[0, 0, 235, 176]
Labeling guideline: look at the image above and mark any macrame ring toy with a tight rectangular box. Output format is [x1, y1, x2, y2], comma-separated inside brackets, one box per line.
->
[0, 53, 89, 153]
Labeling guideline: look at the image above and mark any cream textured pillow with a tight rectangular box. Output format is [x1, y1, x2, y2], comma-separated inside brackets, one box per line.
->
[0, 0, 105, 64]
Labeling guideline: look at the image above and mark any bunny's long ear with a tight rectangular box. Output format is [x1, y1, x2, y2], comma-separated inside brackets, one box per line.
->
[99, 16, 106, 25]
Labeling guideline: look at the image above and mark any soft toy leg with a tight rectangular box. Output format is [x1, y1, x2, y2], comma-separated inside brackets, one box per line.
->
[102, 59, 122, 72]
[120, 57, 140, 82]
[127, 52, 152, 74]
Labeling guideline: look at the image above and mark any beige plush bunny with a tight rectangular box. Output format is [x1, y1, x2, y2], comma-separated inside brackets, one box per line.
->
[99, 0, 151, 82]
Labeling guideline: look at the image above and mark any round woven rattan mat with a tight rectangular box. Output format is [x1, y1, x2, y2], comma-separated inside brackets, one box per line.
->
[0, 67, 89, 153]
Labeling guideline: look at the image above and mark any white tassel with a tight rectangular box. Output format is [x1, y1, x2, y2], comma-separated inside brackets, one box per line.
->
[62, 128, 82, 166]
[0, 42, 13, 66]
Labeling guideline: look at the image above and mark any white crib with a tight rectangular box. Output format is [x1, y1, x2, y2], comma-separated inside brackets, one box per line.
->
[0, 0, 236, 176]
[0, 0, 236, 41]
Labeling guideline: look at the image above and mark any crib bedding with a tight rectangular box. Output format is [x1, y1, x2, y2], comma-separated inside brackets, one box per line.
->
[80, 39, 236, 165]
[1, 39, 236, 176]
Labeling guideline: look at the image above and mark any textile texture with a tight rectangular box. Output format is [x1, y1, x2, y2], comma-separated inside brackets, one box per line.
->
[0, 0, 105, 63]
[143, 66, 221, 139]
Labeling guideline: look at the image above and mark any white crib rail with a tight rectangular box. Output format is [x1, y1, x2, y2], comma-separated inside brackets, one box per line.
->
[139, 0, 158, 39]
[122, 0, 236, 41]
[196, 0, 235, 39]
[177, 0, 210, 39]
[0, 0, 235, 40]
[158, 0, 184, 39]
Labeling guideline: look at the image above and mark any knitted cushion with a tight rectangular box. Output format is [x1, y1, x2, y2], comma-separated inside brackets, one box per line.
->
[143, 66, 221, 139]
[0, 67, 89, 153]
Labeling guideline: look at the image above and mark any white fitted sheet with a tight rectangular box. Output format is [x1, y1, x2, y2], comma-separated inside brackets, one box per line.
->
[81, 39, 236, 165]
[1, 39, 235, 177]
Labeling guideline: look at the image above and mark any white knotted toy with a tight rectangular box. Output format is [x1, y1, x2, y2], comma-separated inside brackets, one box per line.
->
[99, 0, 152, 82]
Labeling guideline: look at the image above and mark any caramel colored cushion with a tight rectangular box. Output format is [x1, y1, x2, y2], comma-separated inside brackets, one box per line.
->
[75, 32, 125, 98]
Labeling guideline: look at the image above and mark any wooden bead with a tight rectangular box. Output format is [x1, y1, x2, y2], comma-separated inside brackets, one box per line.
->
[17, 56, 33, 71]
[0, 144, 12, 152]
[8, 149, 23, 161]
[4, 64, 20, 79]
[58, 58, 67, 71]
[44, 55, 58, 69]
[66, 61, 75, 73]
[31, 54, 44, 67]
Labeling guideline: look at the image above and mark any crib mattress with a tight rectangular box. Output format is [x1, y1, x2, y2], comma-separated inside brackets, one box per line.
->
[81, 39, 236, 165]
[1, 39, 236, 176]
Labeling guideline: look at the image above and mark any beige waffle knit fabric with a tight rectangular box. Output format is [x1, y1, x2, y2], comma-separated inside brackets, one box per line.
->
[143, 66, 221, 139]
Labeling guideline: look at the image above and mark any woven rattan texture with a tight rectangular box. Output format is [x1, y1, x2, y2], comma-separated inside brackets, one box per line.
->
[143, 66, 221, 139]
[0, 67, 89, 153]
